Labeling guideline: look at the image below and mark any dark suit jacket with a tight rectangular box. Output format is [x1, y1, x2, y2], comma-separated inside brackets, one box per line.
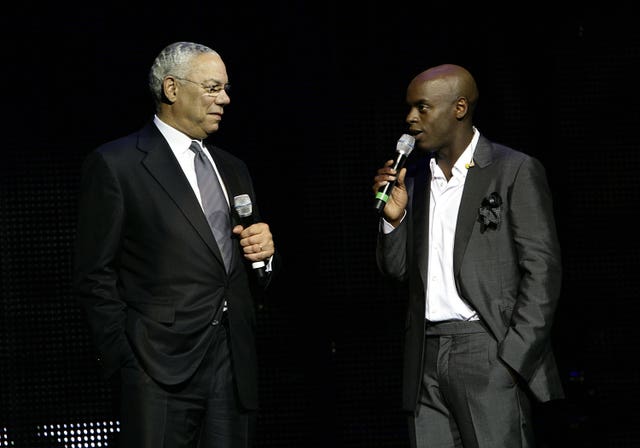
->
[377, 135, 564, 412]
[74, 121, 275, 410]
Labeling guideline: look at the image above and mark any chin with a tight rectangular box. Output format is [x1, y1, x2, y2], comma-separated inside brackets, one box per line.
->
[206, 124, 221, 134]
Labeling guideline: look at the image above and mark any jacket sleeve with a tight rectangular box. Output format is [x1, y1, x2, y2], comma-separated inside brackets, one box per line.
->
[73, 150, 133, 379]
[498, 156, 562, 381]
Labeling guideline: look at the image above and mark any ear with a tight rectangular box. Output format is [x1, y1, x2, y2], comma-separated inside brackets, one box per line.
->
[454, 96, 469, 121]
[163, 76, 179, 103]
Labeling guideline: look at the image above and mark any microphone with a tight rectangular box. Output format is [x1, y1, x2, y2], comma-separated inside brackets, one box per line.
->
[374, 133, 416, 215]
[233, 194, 267, 281]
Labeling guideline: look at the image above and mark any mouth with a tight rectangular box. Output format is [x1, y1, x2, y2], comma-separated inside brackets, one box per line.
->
[408, 129, 422, 137]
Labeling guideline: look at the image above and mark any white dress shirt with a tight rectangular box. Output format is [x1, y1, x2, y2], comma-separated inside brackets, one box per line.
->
[153, 115, 229, 210]
[152, 116, 272, 277]
[425, 129, 480, 322]
[382, 127, 481, 322]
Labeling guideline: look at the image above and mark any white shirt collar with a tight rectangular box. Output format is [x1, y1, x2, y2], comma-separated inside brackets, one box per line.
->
[153, 115, 202, 154]
[429, 127, 480, 178]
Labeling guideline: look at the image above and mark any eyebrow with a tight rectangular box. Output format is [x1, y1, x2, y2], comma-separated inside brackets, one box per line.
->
[203, 79, 228, 85]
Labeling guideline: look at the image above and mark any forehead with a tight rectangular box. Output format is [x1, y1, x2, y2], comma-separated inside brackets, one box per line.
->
[407, 78, 453, 103]
[188, 53, 228, 81]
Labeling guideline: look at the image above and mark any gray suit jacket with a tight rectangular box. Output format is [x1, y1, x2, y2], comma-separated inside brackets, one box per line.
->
[377, 135, 564, 412]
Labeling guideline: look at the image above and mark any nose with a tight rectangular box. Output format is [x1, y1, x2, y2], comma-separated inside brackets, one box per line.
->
[215, 89, 230, 105]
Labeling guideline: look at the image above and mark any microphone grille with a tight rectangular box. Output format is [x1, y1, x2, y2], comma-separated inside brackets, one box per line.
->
[396, 134, 415, 155]
[233, 194, 252, 217]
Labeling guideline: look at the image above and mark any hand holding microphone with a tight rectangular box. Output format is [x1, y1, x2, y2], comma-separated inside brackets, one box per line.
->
[373, 134, 415, 217]
[233, 194, 268, 281]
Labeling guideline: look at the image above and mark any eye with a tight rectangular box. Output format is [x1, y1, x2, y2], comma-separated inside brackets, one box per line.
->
[204, 84, 224, 94]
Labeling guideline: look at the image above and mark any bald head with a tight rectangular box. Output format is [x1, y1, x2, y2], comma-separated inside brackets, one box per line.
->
[411, 64, 479, 119]
[404, 64, 480, 157]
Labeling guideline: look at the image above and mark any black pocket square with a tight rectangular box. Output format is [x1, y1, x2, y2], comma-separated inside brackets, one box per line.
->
[478, 192, 502, 232]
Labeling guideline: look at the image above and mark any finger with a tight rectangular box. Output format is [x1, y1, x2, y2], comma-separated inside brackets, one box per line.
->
[396, 167, 407, 185]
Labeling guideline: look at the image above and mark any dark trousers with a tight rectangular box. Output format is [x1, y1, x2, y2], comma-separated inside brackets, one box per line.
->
[409, 320, 534, 448]
[117, 318, 255, 448]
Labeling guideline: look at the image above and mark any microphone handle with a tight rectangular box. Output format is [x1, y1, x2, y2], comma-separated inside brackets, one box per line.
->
[374, 153, 407, 215]
[238, 215, 267, 278]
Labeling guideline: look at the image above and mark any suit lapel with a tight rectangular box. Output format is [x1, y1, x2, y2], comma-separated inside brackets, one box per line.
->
[206, 142, 254, 271]
[137, 125, 225, 267]
[206, 144, 237, 201]
[453, 136, 494, 277]
[411, 155, 431, 288]
[206, 143, 245, 226]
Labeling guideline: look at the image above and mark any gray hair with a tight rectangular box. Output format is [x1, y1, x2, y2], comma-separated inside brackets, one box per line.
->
[148, 41, 218, 109]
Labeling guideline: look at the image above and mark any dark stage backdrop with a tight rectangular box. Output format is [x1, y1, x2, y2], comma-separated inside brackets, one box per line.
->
[2, 4, 639, 448]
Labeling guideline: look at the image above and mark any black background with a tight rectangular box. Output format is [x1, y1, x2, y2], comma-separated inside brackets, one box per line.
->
[2, 3, 639, 447]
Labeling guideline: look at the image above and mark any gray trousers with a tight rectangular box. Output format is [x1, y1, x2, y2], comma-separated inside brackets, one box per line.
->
[409, 320, 534, 448]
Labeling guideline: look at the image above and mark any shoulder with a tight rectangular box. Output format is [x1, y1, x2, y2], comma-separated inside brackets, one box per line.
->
[480, 135, 526, 159]
[85, 122, 161, 165]
[207, 143, 250, 171]
[478, 136, 543, 171]
[90, 126, 144, 157]
[79, 126, 156, 180]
